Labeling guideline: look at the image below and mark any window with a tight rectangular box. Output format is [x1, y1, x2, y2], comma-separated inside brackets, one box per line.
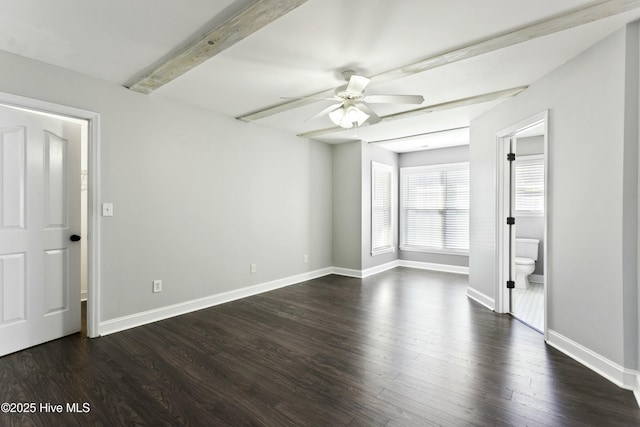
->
[515, 155, 544, 216]
[400, 162, 469, 254]
[371, 162, 393, 255]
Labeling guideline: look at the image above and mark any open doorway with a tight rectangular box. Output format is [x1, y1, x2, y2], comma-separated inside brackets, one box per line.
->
[496, 111, 548, 336]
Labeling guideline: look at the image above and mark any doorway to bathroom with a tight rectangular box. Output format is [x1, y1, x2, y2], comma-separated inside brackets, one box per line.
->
[496, 111, 548, 335]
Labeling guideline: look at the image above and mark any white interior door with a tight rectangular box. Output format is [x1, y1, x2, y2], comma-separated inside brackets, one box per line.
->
[0, 104, 81, 356]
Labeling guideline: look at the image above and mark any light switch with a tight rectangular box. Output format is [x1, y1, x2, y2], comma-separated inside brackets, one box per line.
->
[102, 203, 113, 217]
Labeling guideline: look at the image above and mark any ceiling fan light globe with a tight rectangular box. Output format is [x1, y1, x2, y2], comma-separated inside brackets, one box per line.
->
[340, 117, 354, 129]
[345, 106, 359, 122]
[329, 108, 345, 126]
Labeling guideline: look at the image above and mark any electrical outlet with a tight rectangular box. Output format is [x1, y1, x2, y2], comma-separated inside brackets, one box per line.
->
[250, 264, 257, 274]
[102, 203, 114, 217]
[303, 254, 309, 263]
[152, 280, 162, 293]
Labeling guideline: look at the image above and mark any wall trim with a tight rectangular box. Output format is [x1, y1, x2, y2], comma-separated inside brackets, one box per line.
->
[331, 267, 364, 278]
[547, 329, 639, 392]
[362, 260, 401, 278]
[99, 267, 332, 336]
[635, 374, 640, 407]
[466, 287, 495, 311]
[398, 260, 469, 275]
[529, 274, 544, 284]
[332, 260, 469, 278]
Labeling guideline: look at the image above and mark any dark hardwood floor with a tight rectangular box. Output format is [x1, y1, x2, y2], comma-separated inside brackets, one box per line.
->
[1, 268, 639, 426]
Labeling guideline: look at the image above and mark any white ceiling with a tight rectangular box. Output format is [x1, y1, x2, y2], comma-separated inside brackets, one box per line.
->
[1, 0, 639, 152]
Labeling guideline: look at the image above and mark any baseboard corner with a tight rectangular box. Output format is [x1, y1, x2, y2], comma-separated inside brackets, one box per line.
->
[331, 267, 363, 278]
[546, 329, 638, 392]
[466, 287, 494, 311]
[361, 260, 401, 278]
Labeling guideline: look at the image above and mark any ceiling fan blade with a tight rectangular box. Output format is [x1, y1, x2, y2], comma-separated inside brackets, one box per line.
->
[346, 75, 370, 95]
[363, 94, 424, 104]
[356, 103, 381, 125]
[306, 103, 343, 121]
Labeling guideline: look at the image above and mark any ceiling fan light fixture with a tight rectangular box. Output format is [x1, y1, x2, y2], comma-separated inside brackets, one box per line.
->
[292, 73, 422, 130]
[329, 105, 370, 129]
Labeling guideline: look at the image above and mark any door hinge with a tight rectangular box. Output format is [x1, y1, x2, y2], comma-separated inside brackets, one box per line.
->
[507, 217, 515, 225]
[507, 280, 515, 289]
[507, 153, 516, 161]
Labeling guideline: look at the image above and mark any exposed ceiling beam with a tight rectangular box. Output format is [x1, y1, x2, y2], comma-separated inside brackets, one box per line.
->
[127, 0, 309, 94]
[238, 0, 640, 122]
[297, 86, 528, 139]
[366, 126, 470, 145]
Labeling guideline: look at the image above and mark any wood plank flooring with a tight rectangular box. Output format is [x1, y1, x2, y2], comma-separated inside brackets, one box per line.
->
[1, 268, 639, 426]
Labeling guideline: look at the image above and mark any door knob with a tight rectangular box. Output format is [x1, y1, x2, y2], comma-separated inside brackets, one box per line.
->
[70, 234, 81, 242]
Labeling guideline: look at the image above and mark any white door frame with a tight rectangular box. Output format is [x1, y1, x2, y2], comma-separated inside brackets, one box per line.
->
[0, 91, 101, 338]
[495, 110, 548, 339]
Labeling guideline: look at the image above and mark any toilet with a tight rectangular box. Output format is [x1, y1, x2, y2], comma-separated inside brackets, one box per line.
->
[515, 238, 539, 289]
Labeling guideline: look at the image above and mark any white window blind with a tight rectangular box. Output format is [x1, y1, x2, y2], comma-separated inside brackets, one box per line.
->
[515, 155, 544, 215]
[371, 162, 393, 255]
[400, 163, 469, 254]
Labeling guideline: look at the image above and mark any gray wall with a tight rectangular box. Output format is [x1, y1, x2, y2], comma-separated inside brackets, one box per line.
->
[398, 145, 469, 267]
[332, 141, 362, 270]
[469, 24, 638, 369]
[309, 142, 334, 270]
[0, 49, 334, 323]
[515, 136, 544, 275]
[622, 22, 639, 374]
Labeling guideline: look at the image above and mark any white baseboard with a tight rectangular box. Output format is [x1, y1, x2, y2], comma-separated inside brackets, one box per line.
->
[98, 267, 332, 336]
[361, 260, 401, 278]
[81, 291, 87, 302]
[331, 267, 364, 278]
[398, 260, 469, 275]
[529, 274, 544, 284]
[466, 287, 495, 310]
[635, 374, 640, 407]
[332, 260, 469, 278]
[547, 329, 639, 392]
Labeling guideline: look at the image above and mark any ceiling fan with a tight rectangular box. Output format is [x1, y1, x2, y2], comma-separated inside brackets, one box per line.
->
[290, 70, 424, 129]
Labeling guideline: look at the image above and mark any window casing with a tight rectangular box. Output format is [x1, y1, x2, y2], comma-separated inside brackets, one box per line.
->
[400, 162, 469, 254]
[515, 155, 544, 216]
[371, 162, 394, 255]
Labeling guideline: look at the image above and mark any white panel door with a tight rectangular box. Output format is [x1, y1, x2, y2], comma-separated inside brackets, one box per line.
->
[0, 105, 81, 356]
